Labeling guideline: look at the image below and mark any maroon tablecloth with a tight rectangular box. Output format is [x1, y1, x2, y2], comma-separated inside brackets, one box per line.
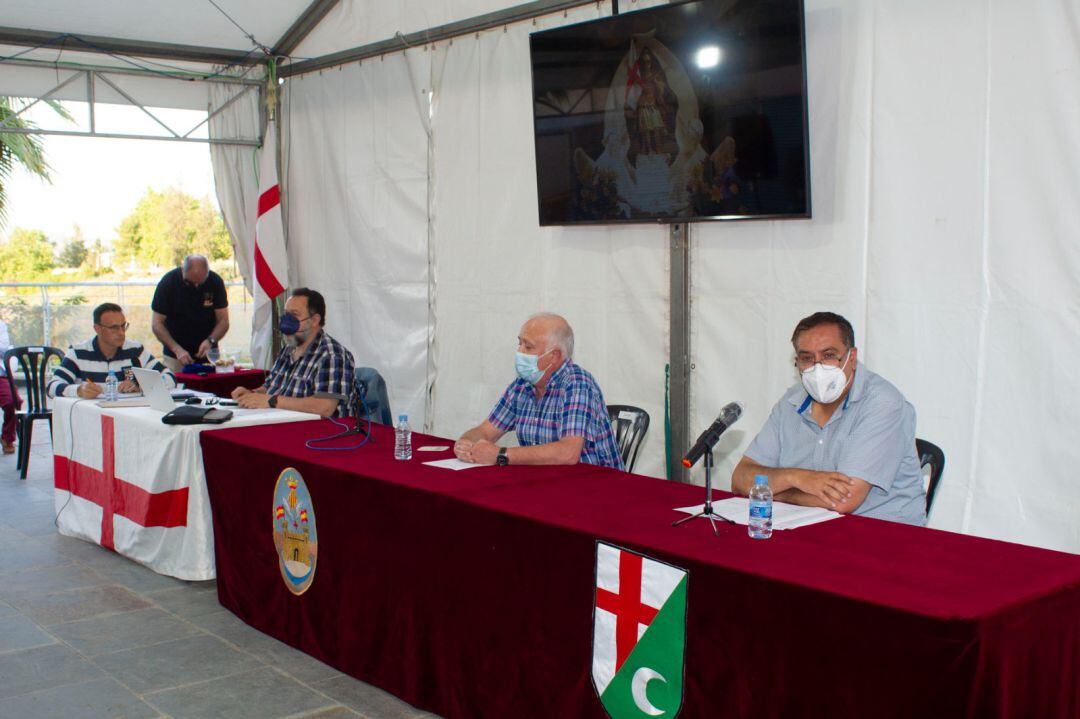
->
[175, 368, 266, 397]
[200, 419, 1080, 719]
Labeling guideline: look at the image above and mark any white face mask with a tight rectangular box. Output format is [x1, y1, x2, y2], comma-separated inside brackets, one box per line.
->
[800, 350, 852, 404]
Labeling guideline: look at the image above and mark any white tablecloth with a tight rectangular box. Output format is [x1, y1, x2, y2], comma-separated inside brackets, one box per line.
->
[52, 397, 320, 580]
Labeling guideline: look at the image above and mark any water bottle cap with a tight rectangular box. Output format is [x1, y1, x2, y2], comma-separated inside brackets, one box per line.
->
[754, 474, 768, 485]
[398, 414, 407, 421]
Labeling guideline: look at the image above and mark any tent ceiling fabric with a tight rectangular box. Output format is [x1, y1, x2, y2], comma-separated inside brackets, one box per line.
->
[0, 0, 307, 54]
[293, 0, 530, 59]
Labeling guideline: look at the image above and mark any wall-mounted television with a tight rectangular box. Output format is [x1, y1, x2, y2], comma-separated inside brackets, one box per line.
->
[529, 0, 810, 225]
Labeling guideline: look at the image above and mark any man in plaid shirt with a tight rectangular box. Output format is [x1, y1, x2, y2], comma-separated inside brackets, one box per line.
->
[454, 313, 624, 470]
[232, 287, 354, 418]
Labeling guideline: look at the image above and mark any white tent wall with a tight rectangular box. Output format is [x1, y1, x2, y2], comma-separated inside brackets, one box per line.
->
[294, 0, 670, 59]
[296, 0, 518, 57]
[265, 0, 1080, 552]
[282, 52, 431, 427]
[208, 79, 262, 296]
[427, 2, 671, 478]
[691, 0, 1080, 553]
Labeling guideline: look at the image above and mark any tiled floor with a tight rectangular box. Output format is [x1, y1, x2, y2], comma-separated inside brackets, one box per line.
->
[0, 426, 441, 719]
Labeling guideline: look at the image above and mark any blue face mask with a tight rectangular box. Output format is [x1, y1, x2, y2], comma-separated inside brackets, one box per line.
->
[515, 349, 554, 385]
[279, 314, 303, 336]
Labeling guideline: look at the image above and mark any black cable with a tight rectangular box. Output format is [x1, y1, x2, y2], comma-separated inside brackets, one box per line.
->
[305, 392, 373, 452]
[205, 0, 271, 56]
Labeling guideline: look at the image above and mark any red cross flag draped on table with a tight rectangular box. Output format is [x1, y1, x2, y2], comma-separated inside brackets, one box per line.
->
[251, 119, 289, 368]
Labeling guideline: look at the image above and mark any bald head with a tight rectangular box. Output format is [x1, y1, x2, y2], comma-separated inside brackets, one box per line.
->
[522, 313, 574, 360]
[182, 255, 209, 286]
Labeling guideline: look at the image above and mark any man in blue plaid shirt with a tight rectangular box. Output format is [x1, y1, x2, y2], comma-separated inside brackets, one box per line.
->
[454, 313, 624, 470]
[232, 288, 354, 418]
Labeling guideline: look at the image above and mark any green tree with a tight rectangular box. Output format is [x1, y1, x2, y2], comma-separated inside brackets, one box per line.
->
[58, 225, 89, 267]
[0, 227, 55, 280]
[114, 187, 232, 267]
[0, 97, 73, 228]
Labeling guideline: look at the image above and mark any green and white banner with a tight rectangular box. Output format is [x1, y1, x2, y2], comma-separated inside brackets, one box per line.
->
[593, 542, 687, 718]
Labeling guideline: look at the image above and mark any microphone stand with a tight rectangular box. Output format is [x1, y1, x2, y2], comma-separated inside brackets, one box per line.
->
[672, 447, 733, 536]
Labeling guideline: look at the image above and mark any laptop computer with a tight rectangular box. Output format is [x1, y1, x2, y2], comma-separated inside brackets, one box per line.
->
[96, 368, 177, 412]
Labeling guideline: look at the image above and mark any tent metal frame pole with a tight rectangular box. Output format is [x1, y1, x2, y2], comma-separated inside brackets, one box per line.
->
[0, 127, 260, 146]
[272, 0, 342, 56]
[0, 26, 259, 66]
[86, 71, 95, 133]
[0, 72, 81, 128]
[670, 223, 691, 483]
[0, 67, 262, 146]
[0, 56, 262, 85]
[280, 0, 600, 77]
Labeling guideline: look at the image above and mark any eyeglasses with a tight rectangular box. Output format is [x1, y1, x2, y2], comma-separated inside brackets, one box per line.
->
[96, 322, 130, 331]
[794, 350, 848, 370]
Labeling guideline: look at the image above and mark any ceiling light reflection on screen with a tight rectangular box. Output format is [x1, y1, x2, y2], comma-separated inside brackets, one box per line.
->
[695, 45, 722, 69]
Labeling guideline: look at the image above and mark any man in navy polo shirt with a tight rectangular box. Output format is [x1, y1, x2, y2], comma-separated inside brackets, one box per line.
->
[454, 313, 623, 470]
[731, 312, 926, 525]
[151, 254, 230, 372]
[48, 302, 175, 398]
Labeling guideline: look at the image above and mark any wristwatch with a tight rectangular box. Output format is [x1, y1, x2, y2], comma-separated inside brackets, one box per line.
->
[496, 447, 509, 466]
[207, 337, 218, 348]
[268, 394, 278, 409]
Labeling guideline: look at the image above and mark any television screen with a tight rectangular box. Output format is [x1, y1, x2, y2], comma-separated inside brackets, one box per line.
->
[529, 0, 810, 225]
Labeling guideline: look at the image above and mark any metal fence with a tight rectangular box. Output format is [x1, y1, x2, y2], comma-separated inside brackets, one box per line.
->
[0, 281, 254, 362]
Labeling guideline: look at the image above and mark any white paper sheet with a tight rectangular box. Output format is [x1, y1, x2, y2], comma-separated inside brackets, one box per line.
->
[674, 497, 842, 530]
[423, 458, 483, 471]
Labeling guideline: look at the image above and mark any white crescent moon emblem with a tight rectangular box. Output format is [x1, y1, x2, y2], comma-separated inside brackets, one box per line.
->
[630, 666, 667, 716]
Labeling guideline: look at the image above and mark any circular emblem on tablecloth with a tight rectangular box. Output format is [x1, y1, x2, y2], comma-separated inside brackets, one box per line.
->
[272, 468, 318, 596]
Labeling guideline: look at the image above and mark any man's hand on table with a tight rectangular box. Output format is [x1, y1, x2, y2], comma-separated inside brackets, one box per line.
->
[236, 391, 271, 409]
[787, 468, 855, 509]
[118, 379, 138, 394]
[231, 386, 252, 400]
[77, 380, 102, 398]
[455, 438, 499, 465]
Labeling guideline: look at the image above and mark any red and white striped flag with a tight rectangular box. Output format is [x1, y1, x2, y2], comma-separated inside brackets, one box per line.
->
[251, 119, 289, 368]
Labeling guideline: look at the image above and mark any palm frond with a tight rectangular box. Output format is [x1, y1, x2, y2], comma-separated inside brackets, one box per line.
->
[0, 95, 73, 229]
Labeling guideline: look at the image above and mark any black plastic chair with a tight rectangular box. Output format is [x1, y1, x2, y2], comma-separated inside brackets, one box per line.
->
[355, 367, 393, 426]
[607, 404, 650, 473]
[916, 438, 945, 513]
[3, 346, 64, 480]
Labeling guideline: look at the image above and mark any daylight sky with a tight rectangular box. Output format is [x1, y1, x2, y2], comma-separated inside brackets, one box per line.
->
[2, 101, 220, 246]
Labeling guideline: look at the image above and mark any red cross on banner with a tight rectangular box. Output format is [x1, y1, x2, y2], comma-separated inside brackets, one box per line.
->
[595, 550, 659, 671]
[53, 415, 189, 550]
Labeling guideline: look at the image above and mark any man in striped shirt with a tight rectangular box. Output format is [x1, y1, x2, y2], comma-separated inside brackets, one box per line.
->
[454, 313, 624, 470]
[47, 303, 176, 399]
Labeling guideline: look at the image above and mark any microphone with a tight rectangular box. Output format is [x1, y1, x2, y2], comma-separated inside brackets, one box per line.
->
[682, 401, 743, 468]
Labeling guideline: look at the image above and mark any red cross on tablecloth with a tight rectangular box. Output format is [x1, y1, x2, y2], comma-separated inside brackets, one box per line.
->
[53, 414, 189, 550]
[596, 551, 659, 671]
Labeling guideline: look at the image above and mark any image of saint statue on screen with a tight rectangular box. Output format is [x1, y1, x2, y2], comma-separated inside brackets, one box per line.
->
[568, 32, 747, 222]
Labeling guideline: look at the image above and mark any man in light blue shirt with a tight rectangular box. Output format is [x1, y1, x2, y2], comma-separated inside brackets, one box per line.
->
[732, 312, 926, 526]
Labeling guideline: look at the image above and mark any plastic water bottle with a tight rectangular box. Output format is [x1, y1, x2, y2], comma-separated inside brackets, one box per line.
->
[105, 370, 119, 402]
[394, 414, 412, 460]
[748, 474, 773, 539]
